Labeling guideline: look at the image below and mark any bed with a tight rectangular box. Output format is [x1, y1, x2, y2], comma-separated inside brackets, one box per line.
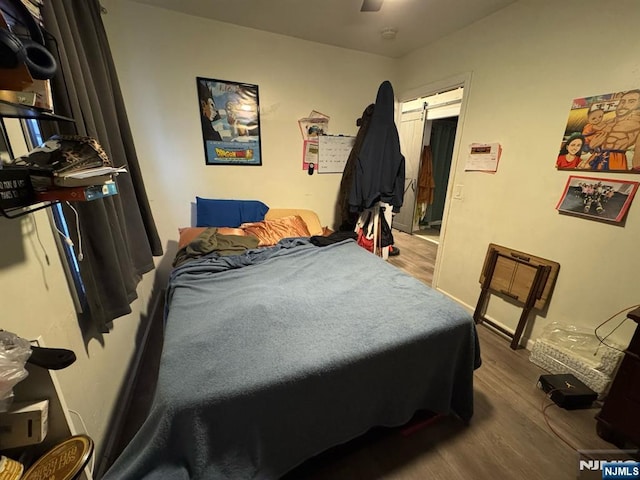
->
[104, 208, 481, 480]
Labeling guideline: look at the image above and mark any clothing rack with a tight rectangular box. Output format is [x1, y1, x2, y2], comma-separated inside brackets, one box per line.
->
[355, 201, 393, 259]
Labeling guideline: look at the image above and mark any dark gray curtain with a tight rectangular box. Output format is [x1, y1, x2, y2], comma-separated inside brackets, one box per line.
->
[41, 0, 162, 332]
[424, 118, 457, 225]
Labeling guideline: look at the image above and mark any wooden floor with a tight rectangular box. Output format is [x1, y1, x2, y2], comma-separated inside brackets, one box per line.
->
[387, 230, 437, 286]
[107, 230, 620, 480]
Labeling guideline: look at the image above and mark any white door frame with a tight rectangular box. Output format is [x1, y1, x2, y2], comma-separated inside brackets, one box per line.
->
[398, 72, 472, 289]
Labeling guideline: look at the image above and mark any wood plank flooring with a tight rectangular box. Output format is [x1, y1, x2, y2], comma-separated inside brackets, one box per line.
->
[387, 230, 437, 286]
[106, 230, 622, 480]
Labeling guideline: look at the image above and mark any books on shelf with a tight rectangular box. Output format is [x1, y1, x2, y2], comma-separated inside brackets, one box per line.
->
[29, 166, 127, 188]
[60, 166, 127, 179]
[35, 181, 118, 202]
[29, 172, 116, 188]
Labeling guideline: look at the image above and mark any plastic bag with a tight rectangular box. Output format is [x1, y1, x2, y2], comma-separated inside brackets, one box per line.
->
[0, 331, 32, 412]
[538, 322, 623, 372]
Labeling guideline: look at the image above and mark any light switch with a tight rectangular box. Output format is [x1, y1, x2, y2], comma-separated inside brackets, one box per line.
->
[453, 184, 464, 199]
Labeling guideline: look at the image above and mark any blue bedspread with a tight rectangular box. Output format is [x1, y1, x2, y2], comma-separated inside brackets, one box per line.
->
[104, 239, 480, 480]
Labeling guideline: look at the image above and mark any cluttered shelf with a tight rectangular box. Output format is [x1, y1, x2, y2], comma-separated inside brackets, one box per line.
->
[0, 166, 121, 219]
[0, 96, 76, 217]
[0, 41, 121, 219]
[0, 134, 125, 220]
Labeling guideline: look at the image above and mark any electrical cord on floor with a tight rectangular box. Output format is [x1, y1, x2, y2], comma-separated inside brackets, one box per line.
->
[68, 409, 95, 477]
[540, 389, 579, 451]
[539, 387, 601, 463]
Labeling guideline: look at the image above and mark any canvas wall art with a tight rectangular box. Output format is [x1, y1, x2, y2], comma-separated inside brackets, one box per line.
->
[556, 90, 640, 172]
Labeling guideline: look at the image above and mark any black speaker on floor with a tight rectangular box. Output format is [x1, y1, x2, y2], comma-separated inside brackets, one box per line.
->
[538, 373, 598, 410]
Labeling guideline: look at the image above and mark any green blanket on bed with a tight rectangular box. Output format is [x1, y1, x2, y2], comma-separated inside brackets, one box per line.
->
[172, 228, 259, 267]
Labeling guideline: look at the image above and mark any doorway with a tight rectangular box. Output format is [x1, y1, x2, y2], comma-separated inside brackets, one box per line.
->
[414, 117, 458, 245]
[394, 85, 464, 247]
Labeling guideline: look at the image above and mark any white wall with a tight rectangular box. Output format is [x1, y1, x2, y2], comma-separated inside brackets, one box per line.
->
[102, 0, 397, 269]
[398, 0, 640, 346]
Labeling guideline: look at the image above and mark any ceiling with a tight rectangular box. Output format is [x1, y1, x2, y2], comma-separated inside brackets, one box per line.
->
[129, 0, 517, 58]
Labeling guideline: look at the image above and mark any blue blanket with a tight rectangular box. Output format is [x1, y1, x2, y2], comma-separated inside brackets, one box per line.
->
[105, 239, 480, 480]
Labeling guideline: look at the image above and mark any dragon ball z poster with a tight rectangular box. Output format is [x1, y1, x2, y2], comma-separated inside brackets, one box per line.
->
[197, 77, 262, 166]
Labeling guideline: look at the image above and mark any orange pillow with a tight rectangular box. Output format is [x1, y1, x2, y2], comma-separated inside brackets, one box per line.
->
[240, 215, 310, 246]
[264, 209, 322, 236]
[178, 227, 206, 249]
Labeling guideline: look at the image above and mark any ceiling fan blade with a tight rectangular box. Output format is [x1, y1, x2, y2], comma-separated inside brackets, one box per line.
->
[361, 0, 383, 12]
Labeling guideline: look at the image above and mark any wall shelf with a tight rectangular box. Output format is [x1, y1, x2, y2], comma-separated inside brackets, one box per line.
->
[0, 99, 74, 122]
[0, 98, 75, 219]
[0, 201, 56, 219]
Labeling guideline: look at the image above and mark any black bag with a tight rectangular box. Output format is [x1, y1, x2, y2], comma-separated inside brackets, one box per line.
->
[379, 207, 394, 248]
[356, 210, 374, 252]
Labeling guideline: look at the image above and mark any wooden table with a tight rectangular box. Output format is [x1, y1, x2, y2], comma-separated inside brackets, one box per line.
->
[473, 244, 560, 349]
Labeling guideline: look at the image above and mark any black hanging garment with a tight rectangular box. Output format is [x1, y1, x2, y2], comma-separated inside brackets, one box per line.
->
[334, 103, 375, 231]
[348, 80, 405, 215]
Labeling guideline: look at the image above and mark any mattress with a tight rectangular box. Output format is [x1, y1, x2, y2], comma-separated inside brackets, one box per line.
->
[104, 238, 481, 480]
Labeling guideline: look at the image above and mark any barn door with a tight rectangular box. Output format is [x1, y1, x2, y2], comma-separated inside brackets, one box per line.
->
[393, 106, 426, 233]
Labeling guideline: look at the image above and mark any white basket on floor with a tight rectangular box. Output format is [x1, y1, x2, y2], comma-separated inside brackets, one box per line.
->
[529, 323, 624, 399]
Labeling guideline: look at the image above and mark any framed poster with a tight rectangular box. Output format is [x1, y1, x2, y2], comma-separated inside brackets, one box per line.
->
[196, 77, 262, 166]
[556, 175, 639, 224]
[556, 90, 640, 172]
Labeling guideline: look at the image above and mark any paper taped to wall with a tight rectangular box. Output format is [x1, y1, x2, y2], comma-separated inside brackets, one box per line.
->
[465, 142, 501, 172]
[318, 135, 355, 174]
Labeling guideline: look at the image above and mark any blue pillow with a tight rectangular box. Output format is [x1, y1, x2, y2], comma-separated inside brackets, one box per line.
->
[196, 197, 269, 227]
